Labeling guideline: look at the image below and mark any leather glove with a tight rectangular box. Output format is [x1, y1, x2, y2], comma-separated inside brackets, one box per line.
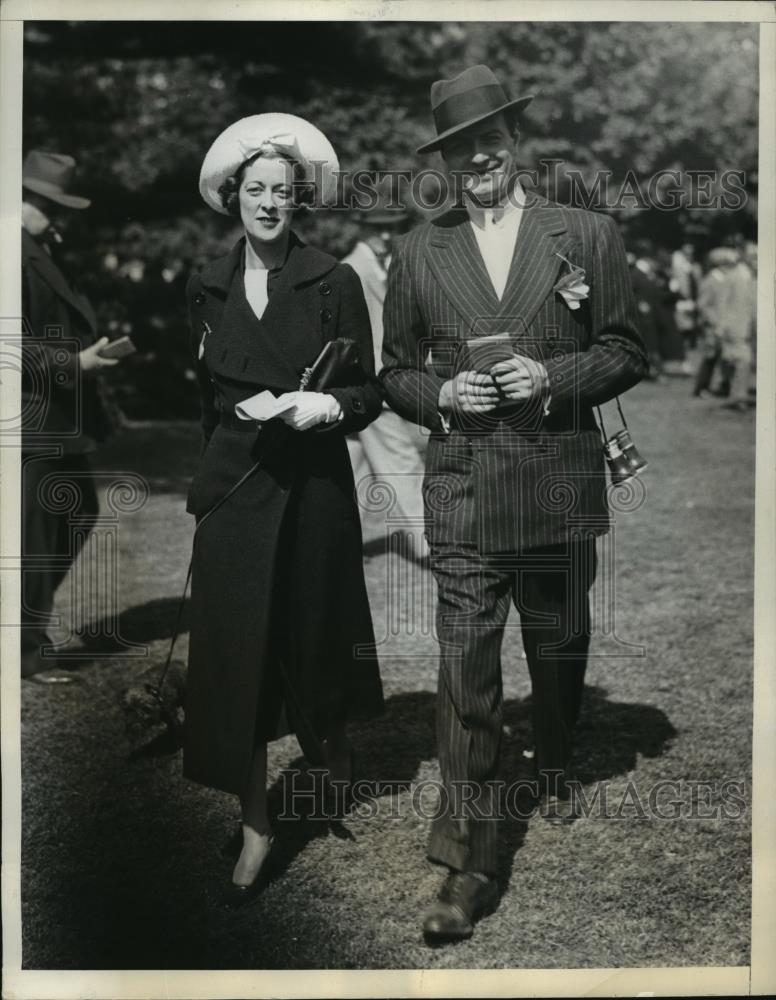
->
[278, 391, 342, 431]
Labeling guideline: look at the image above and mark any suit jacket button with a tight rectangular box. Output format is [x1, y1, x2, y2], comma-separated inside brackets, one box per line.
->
[194, 292, 206, 306]
[319, 281, 332, 296]
[320, 308, 332, 322]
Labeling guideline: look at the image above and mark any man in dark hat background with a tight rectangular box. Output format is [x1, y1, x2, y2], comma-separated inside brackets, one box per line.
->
[21, 150, 122, 679]
[343, 204, 427, 551]
[381, 65, 647, 941]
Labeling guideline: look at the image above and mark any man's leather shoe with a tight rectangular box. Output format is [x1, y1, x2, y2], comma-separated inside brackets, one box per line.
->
[422, 872, 498, 943]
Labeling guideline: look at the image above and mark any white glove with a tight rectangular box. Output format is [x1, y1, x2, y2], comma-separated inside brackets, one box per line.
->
[278, 391, 342, 431]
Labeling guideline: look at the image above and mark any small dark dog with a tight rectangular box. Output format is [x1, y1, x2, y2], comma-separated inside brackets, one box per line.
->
[121, 659, 187, 749]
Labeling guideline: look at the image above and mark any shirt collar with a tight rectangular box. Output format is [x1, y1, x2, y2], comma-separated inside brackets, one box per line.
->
[464, 179, 526, 231]
[359, 240, 389, 271]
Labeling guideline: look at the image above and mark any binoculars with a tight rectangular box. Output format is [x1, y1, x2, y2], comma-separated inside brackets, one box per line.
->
[603, 429, 648, 484]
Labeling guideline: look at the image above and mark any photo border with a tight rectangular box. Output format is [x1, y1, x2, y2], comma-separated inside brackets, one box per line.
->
[1, 2, 773, 997]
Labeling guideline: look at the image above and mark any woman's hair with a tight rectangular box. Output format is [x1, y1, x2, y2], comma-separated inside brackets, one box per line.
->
[218, 147, 314, 217]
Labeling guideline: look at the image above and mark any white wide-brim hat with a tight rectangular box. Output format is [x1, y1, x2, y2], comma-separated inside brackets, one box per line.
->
[198, 113, 340, 214]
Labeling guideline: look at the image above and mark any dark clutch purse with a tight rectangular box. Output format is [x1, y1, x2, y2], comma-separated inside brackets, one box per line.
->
[299, 337, 366, 391]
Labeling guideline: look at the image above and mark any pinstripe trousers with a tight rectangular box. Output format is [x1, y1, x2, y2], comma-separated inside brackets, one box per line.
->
[427, 535, 598, 875]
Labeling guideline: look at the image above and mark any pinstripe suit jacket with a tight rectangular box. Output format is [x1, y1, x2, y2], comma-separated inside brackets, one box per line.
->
[380, 193, 648, 553]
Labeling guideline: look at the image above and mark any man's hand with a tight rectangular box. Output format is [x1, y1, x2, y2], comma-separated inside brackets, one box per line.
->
[80, 337, 120, 373]
[490, 354, 549, 403]
[438, 371, 500, 415]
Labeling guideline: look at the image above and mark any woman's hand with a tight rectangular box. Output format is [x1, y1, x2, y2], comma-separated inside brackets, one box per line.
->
[278, 392, 342, 431]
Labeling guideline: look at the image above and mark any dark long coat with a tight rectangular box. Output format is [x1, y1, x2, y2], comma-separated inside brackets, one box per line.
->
[182, 233, 384, 795]
[21, 229, 113, 453]
[381, 195, 649, 554]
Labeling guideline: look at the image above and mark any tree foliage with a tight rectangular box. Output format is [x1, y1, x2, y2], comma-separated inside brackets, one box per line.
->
[22, 19, 758, 415]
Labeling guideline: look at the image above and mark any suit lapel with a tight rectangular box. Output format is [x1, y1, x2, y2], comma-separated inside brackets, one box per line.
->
[497, 197, 578, 335]
[424, 199, 580, 339]
[424, 211, 502, 335]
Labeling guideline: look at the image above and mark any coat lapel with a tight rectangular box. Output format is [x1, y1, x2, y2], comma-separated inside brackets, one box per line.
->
[214, 274, 301, 386]
[497, 196, 579, 335]
[199, 237, 245, 296]
[200, 233, 338, 387]
[424, 211, 502, 335]
[22, 231, 97, 331]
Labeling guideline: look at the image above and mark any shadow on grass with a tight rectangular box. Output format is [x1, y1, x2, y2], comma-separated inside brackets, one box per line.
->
[63, 596, 192, 660]
[21, 683, 677, 969]
[95, 420, 201, 497]
[192, 685, 677, 933]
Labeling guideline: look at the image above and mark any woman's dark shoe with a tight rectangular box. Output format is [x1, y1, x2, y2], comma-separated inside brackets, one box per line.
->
[222, 833, 274, 909]
[422, 873, 499, 943]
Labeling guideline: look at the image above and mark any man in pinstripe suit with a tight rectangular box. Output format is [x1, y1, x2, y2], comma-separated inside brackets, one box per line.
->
[380, 65, 647, 942]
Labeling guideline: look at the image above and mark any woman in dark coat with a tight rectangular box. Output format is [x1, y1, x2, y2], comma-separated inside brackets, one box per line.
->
[184, 114, 384, 900]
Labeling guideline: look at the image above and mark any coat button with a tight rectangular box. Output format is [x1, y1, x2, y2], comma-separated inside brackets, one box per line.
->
[320, 308, 332, 322]
[319, 281, 332, 296]
[194, 292, 206, 306]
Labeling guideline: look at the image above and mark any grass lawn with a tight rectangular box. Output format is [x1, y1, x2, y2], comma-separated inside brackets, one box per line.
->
[19, 375, 753, 969]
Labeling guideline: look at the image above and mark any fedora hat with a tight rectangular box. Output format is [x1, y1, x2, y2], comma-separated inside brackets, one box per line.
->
[22, 151, 91, 209]
[417, 65, 534, 155]
[199, 113, 340, 215]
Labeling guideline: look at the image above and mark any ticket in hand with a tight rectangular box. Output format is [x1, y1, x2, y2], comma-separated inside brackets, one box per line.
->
[465, 333, 516, 372]
[234, 390, 300, 422]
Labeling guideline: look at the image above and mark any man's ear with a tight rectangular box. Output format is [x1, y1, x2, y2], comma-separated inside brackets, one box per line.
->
[505, 112, 521, 145]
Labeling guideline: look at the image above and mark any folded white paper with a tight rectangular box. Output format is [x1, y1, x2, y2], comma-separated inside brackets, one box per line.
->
[235, 390, 299, 422]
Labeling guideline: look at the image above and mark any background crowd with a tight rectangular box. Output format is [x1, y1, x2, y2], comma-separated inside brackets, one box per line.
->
[628, 237, 757, 408]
